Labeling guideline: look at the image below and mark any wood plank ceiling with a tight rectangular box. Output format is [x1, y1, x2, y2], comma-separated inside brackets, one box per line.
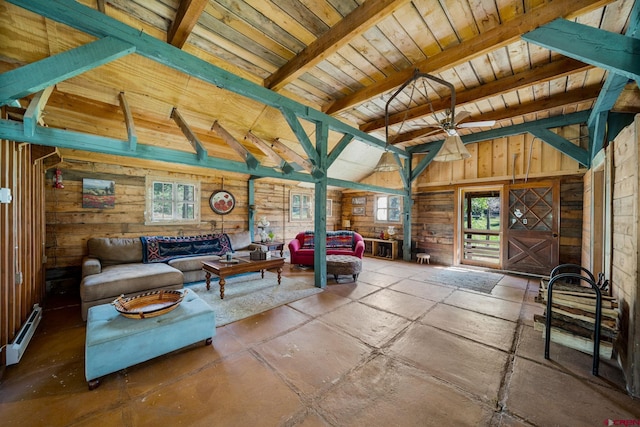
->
[1, 0, 638, 181]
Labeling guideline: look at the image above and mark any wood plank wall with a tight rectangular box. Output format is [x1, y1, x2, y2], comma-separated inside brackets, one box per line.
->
[0, 138, 46, 371]
[44, 159, 343, 272]
[610, 115, 640, 396]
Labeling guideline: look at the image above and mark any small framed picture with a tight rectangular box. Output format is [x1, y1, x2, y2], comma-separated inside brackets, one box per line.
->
[352, 206, 365, 216]
[83, 178, 115, 209]
[326, 199, 333, 217]
[352, 197, 366, 205]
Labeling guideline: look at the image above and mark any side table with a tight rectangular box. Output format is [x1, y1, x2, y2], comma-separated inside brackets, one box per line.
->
[253, 241, 285, 257]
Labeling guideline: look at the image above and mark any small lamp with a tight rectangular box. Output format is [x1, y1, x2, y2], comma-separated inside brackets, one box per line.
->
[342, 219, 351, 230]
[257, 216, 270, 242]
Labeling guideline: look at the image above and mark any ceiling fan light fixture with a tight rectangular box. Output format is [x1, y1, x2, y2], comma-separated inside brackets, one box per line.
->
[373, 151, 400, 172]
[433, 134, 471, 162]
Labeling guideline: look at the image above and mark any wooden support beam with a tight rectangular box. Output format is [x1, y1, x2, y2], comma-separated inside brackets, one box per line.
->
[362, 58, 592, 133]
[167, 0, 208, 48]
[279, 107, 319, 166]
[170, 108, 207, 161]
[265, 0, 411, 91]
[211, 121, 259, 169]
[522, 18, 640, 82]
[118, 92, 137, 151]
[327, 134, 353, 167]
[392, 85, 602, 144]
[270, 138, 315, 173]
[23, 86, 54, 137]
[245, 132, 295, 174]
[324, 0, 613, 115]
[5, 0, 406, 158]
[96, 0, 105, 13]
[0, 36, 135, 105]
[529, 127, 590, 167]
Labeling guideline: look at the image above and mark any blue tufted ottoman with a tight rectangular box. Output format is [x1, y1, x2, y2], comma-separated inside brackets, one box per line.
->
[85, 290, 215, 390]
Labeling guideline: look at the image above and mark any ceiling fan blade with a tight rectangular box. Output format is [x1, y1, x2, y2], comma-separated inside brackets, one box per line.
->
[423, 128, 445, 137]
[457, 120, 496, 128]
[453, 110, 471, 124]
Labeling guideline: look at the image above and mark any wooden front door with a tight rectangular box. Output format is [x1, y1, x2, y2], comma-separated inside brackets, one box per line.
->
[503, 181, 559, 275]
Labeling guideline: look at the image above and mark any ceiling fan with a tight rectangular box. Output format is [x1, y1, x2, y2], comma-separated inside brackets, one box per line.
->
[384, 70, 495, 161]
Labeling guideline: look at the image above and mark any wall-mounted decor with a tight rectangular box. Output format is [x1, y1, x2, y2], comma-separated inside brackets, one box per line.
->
[352, 197, 366, 205]
[352, 206, 365, 216]
[326, 199, 333, 217]
[82, 178, 115, 209]
[209, 190, 235, 215]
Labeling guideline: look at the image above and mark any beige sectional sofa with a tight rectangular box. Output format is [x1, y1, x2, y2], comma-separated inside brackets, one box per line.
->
[80, 231, 261, 320]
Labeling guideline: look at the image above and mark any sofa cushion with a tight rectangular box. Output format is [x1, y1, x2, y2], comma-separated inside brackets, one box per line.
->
[140, 234, 231, 263]
[88, 238, 143, 266]
[168, 254, 222, 272]
[227, 231, 252, 251]
[302, 231, 315, 249]
[80, 263, 183, 302]
[326, 231, 354, 248]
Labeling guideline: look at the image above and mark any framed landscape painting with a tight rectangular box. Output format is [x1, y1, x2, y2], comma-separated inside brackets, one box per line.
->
[82, 178, 115, 209]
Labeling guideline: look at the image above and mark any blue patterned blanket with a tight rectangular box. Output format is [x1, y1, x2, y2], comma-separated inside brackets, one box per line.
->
[140, 234, 232, 263]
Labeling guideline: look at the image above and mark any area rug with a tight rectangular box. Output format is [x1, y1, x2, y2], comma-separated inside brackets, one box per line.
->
[421, 267, 504, 294]
[186, 272, 322, 326]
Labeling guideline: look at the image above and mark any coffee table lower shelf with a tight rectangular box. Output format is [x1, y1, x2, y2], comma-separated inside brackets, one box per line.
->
[201, 257, 285, 299]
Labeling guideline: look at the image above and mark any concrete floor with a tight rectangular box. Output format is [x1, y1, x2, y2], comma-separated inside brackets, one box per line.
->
[1, 257, 639, 426]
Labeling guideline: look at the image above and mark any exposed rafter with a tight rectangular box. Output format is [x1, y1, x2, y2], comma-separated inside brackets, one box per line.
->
[270, 138, 316, 174]
[244, 132, 295, 174]
[264, 0, 411, 92]
[167, 0, 208, 48]
[362, 58, 592, 134]
[23, 86, 54, 137]
[324, 0, 612, 115]
[211, 121, 259, 169]
[118, 92, 137, 150]
[170, 108, 207, 161]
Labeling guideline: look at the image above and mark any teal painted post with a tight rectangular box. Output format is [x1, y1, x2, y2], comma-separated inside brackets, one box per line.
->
[248, 178, 256, 241]
[313, 122, 328, 289]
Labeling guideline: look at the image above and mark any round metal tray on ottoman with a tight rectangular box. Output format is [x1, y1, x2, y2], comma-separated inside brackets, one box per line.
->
[326, 254, 362, 282]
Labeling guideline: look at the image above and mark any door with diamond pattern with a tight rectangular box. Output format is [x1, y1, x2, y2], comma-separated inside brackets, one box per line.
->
[503, 181, 559, 275]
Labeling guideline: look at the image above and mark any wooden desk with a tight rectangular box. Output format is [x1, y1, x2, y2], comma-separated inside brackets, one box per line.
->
[363, 238, 398, 260]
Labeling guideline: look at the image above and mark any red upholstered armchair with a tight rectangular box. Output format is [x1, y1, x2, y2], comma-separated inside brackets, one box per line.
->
[288, 231, 365, 266]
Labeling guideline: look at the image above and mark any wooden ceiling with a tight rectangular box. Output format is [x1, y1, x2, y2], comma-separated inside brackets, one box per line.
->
[1, 0, 638, 181]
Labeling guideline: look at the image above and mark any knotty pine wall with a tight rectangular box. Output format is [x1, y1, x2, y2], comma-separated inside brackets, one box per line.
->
[44, 159, 343, 271]
[0, 139, 46, 370]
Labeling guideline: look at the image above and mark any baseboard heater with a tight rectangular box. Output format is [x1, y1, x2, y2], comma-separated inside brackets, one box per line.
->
[6, 304, 42, 365]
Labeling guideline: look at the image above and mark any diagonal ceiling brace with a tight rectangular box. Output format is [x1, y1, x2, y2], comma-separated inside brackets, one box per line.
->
[245, 132, 295, 174]
[23, 86, 54, 137]
[527, 127, 589, 167]
[171, 108, 208, 162]
[270, 138, 321, 177]
[118, 92, 137, 151]
[0, 36, 135, 105]
[327, 134, 354, 167]
[279, 107, 320, 166]
[211, 121, 259, 169]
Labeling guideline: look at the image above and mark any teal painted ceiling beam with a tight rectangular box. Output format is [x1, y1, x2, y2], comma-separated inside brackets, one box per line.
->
[23, 86, 54, 137]
[522, 18, 640, 82]
[7, 0, 408, 159]
[589, 110, 608, 160]
[410, 142, 443, 181]
[279, 107, 319, 166]
[408, 111, 591, 154]
[1, 36, 135, 105]
[326, 177, 405, 196]
[0, 119, 315, 182]
[327, 134, 353, 167]
[529, 127, 589, 167]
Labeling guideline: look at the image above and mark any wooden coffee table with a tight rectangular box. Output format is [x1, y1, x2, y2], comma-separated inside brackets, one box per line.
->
[201, 257, 285, 299]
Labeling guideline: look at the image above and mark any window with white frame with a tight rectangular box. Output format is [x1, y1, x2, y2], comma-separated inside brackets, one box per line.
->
[145, 177, 200, 224]
[375, 195, 402, 223]
[290, 192, 312, 221]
